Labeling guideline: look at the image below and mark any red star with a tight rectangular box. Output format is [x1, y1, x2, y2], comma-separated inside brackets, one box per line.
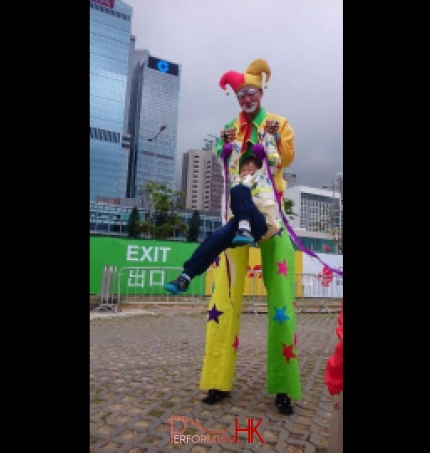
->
[276, 259, 288, 277]
[232, 335, 239, 352]
[282, 343, 296, 363]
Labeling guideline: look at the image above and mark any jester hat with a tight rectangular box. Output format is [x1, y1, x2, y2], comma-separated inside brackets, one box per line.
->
[219, 58, 271, 95]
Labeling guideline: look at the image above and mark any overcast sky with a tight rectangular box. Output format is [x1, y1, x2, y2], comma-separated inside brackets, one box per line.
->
[123, 0, 343, 189]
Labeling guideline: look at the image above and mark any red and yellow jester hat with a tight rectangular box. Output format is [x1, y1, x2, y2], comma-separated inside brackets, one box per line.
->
[219, 58, 271, 95]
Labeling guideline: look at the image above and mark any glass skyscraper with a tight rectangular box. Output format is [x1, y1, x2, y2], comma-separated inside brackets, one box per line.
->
[128, 54, 181, 197]
[90, 0, 132, 201]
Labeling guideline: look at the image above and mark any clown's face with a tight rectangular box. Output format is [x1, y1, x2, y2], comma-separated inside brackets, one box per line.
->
[236, 85, 263, 114]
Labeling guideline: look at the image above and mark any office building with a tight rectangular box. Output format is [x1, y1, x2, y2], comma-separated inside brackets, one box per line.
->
[209, 153, 224, 214]
[123, 42, 149, 197]
[285, 184, 341, 241]
[90, 198, 222, 242]
[335, 173, 343, 240]
[89, 0, 132, 201]
[90, 0, 181, 202]
[283, 171, 297, 188]
[127, 52, 181, 198]
[181, 149, 224, 215]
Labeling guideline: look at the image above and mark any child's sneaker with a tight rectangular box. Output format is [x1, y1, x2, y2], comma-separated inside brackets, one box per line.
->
[163, 274, 190, 294]
[232, 228, 254, 246]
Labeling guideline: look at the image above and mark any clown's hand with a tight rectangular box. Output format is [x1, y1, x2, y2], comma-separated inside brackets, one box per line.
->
[265, 120, 280, 136]
[251, 143, 266, 160]
[221, 128, 236, 143]
[220, 143, 233, 159]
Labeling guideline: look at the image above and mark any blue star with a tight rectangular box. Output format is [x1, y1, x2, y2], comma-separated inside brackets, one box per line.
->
[207, 304, 224, 324]
[273, 306, 289, 325]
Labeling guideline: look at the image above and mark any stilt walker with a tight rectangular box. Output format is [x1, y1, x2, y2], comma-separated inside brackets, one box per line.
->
[199, 58, 302, 414]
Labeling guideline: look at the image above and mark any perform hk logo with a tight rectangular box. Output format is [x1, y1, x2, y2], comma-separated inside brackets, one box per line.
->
[168, 415, 264, 444]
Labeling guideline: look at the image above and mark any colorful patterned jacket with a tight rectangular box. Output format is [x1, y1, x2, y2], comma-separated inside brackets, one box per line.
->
[216, 108, 295, 240]
[216, 107, 295, 195]
[228, 133, 281, 240]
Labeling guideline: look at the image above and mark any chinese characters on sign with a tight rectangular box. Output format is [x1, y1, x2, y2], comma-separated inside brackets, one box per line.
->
[125, 245, 173, 289]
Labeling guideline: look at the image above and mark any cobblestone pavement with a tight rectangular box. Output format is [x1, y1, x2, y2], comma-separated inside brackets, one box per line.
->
[90, 308, 339, 453]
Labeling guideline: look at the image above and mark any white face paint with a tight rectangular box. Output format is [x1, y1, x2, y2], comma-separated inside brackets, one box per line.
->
[242, 102, 258, 113]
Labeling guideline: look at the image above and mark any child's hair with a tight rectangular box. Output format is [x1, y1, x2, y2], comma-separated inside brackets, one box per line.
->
[240, 155, 263, 170]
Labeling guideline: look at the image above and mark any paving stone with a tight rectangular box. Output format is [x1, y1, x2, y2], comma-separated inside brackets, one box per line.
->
[90, 311, 340, 452]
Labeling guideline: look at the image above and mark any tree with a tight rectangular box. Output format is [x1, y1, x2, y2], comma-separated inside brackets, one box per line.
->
[283, 198, 298, 220]
[137, 181, 188, 240]
[127, 206, 141, 238]
[187, 210, 201, 242]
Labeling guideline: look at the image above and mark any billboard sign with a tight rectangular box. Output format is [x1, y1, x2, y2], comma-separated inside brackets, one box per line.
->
[91, 0, 115, 9]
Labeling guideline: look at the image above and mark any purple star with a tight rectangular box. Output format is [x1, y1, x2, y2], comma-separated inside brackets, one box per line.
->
[207, 304, 224, 323]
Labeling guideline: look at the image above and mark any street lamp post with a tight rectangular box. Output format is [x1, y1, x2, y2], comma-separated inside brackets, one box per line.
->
[146, 124, 167, 179]
[148, 125, 167, 143]
[203, 138, 215, 152]
[139, 125, 168, 198]
[334, 173, 343, 252]
[207, 134, 219, 153]
[323, 173, 343, 254]
[323, 180, 338, 253]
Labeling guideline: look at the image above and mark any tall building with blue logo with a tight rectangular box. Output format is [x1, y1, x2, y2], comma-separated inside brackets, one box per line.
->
[126, 52, 181, 197]
[90, 0, 132, 201]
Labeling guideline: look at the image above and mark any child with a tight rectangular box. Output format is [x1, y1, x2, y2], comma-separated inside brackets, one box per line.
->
[164, 133, 282, 295]
[228, 130, 282, 245]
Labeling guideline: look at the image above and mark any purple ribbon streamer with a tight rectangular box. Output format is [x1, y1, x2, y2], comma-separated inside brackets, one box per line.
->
[262, 156, 343, 277]
[221, 146, 343, 277]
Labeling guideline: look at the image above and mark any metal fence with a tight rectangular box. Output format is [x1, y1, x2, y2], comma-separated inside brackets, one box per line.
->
[92, 265, 342, 313]
[92, 265, 118, 312]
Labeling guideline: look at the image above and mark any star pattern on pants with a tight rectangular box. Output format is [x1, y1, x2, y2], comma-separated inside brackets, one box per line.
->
[232, 335, 239, 352]
[273, 306, 289, 325]
[282, 343, 297, 363]
[276, 259, 288, 277]
[207, 304, 224, 323]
